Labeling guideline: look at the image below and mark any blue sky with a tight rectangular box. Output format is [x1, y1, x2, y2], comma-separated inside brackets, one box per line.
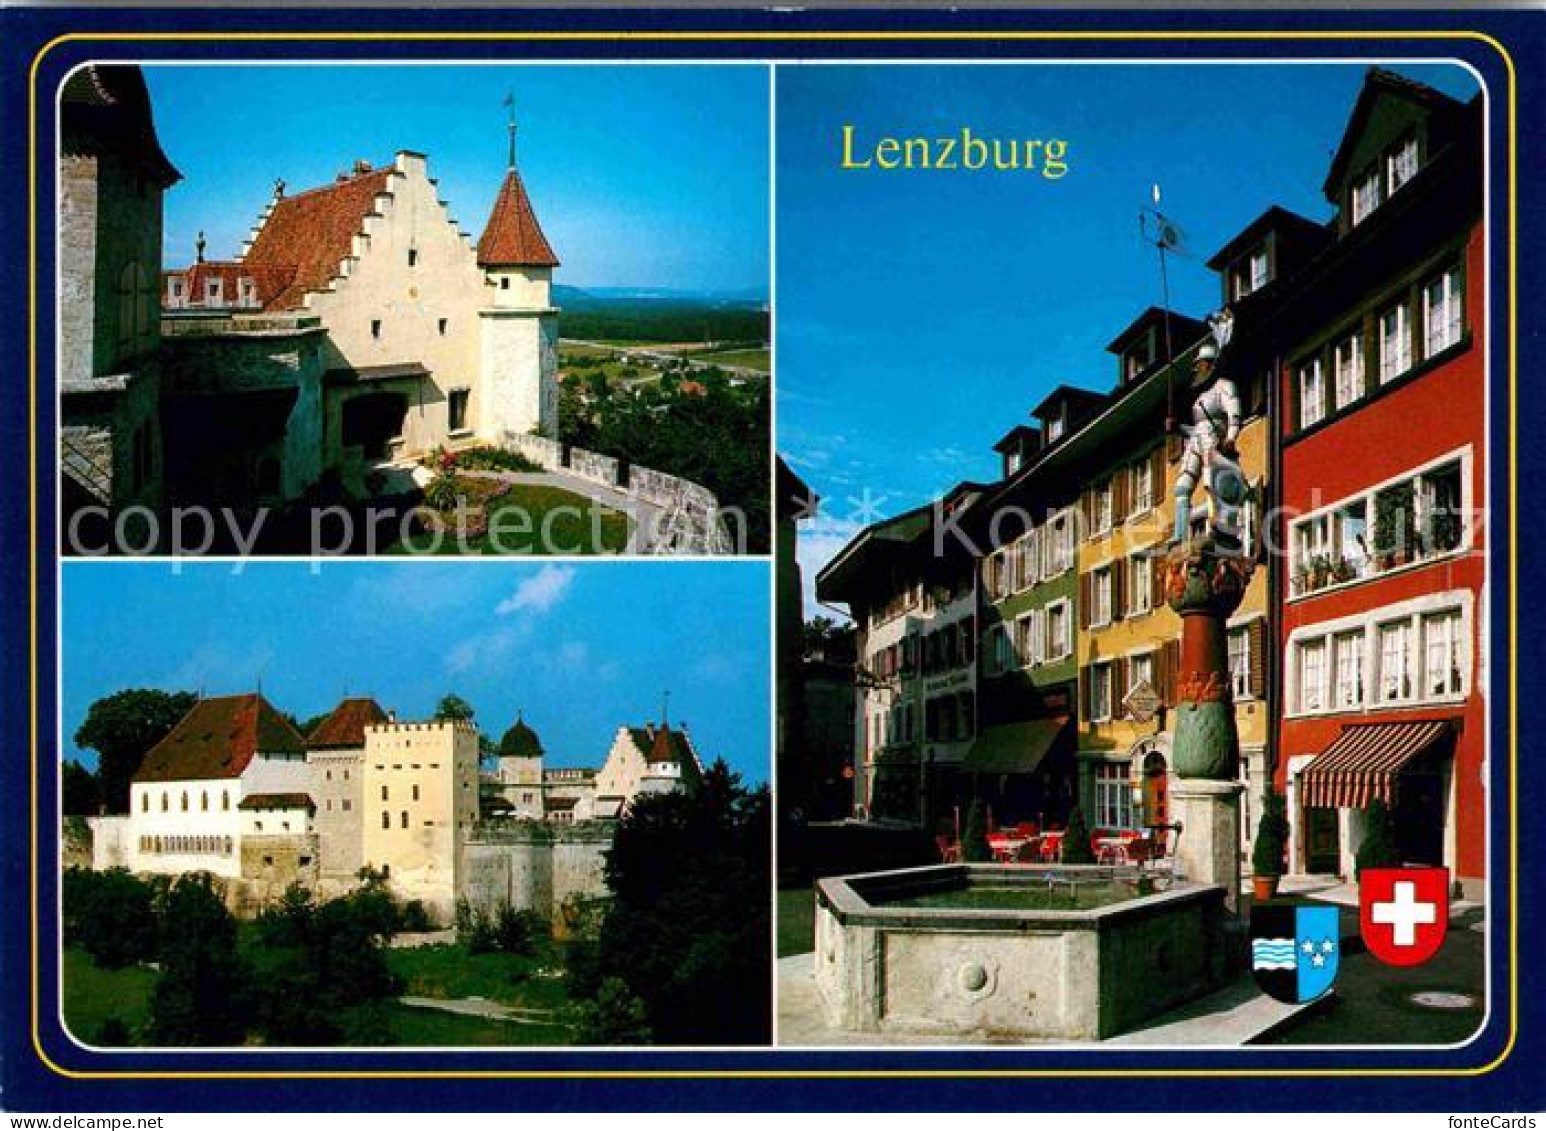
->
[777, 62, 1481, 615]
[144, 64, 770, 294]
[61, 562, 770, 784]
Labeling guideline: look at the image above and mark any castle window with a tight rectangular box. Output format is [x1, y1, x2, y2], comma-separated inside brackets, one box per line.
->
[201, 791, 208, 811]
[438, 318, 448, 336]
[141, 793, 148, 813]
[382, 812, 390, 829]
[500, 278, 510, 290]
[254, 821, 264, 832]
[408, 248, 419, 267]
[181, 791, 188, 812]
[401, 811, 409, 828]
[343, 800, 352, 811]
[412, 784, 421, 801]
[371, 319, 382, 339]
[381, 785, 389, 801]
[222, 791, 230, 811]
[448, 388, 470, 432]
[161, 792, 168, 811]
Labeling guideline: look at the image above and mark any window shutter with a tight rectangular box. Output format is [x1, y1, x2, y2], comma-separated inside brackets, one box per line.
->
[1111, 562, 1127, 622]
[1078, 665, 1091, 720]
[1249, 618, 1267, 699]
[1151, 553, 1166, 609]
[1162, 638, 1182, 706]
[1113, 469, 1129, 520]
[1167, 430, 1183, 462]
[1150, 446, 1167, 507]
[1362, 312, 1378, 398]
[1079, 572, 1091, 629]
[1080, 489, 1093, 535]
[1112, 659, 1129, 717]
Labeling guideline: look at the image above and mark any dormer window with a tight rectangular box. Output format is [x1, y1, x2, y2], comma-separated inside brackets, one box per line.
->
[1232, 245, 1271, 300]
[1351, 167, 1384, 225]
[1351, 134, 1419, 227]
[1122, 339, 1154, 382]
[1387, 136, 1419, 195]
[1046, 413, 1065, 442]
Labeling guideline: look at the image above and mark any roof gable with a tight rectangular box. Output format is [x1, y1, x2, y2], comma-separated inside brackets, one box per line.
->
[135, 693, 307, 783]
[307, 697, 389, 750]
[477, 167, 559, 268]
[243, 167, 395, 310]
[1323, 68, 1466, 201]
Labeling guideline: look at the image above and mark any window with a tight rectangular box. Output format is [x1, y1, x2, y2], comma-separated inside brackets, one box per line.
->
[1129, 651, 1154, 694]
[449, 388, 470, 432]
[382, 812, 390, 829]
[1333, 333, 1364, 410]
[1228, 628, 1251, 699]
[1130, 556, 1152, 616]
[1422, 609, 1464, 698]
[500, 277, 511, 290]
[401, 811, 409, 829]
[1046, 413, 1065, 442]
[1423, 266, 1463, 358]
[381, 785, 389, 801]
[1092, 481, 1113, 534]
[1333, 630, 1365, 709]
[1377, 620, 1414, 703]
[1379, 302, 1412, 383]
[1046, 512, 1073, 576]
[371, 319, 382, 339]
[342, 800, 352, 812]
[201, 791, 208, 812]
[412, 783, 421, 802]
[207, 280, 220, 301]
[141, 793, 148, 813]
[1298, 358, 1325, 428]
[408, 248, 419, 267]
[1089, 661, 1114, 722]
[180, 791, 188, 812]
[222, 791, 229, 811]
[1130, 459, 1153, 516]
[1091, 566, 1113, 627]
[1351, 167, 1383, 225]
[1388, 136, 1419, 195]
[1298, 639, 1327, 712]
[1248, 247, 1270, 292]
[1094, 762, 1134, 830]
[438, 317, 448, 336]
[1047, 601, 1070, 660]
[171, 280, 183, 298]
[1420, 460, 1464, 556]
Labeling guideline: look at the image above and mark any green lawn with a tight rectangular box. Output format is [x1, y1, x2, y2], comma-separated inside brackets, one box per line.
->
[681, 347, 770, 373]
[61, 948, 155, 1046]
[385, 943, 570, 1012]
[389, 483, 631, 556]
[778, 886, 817, 959]
[339, 1001, 572, 1047]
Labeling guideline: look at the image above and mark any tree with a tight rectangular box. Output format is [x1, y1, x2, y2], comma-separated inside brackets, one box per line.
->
[1252, 789, 1290, 878]
[586, 759, 770, 1045]
[1061, 806, 1095, 864]
[74, 689, 196, 813]
[1355, 797, 1400, 878]
[434, 693, 476, 723]
[959, 800, 992, 862]
[570, 976, 651, 1045]
[62, 866, 158, 969]
[61, 760, 101, 816]
[147, 873, 249, 1046]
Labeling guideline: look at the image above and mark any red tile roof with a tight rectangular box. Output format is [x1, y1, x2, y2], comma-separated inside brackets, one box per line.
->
[307, 697, 390, 750]
[243, 167, 395, 310]
[133, 694, 308, 783]
[628, 723, 703, 782]
[477, 167, 559, 268]
[165, 261, 297, 310]
[238, 792, 316, 812]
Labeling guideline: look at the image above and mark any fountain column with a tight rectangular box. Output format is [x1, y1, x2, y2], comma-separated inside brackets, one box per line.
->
[1164, 540, 1253, 915]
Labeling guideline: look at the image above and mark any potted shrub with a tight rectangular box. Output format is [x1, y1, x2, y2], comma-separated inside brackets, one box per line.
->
[960, 800, 993, 863]
[1355, 798, 1399, 878]
[1373, 483, 1417, 569]
[1251, 789, 1290, 901]
[1332, 555, 1357, 584]
[1061, 806, 1096, 865]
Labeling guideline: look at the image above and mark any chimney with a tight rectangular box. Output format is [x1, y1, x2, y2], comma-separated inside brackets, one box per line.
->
[354, 159, 373, 175]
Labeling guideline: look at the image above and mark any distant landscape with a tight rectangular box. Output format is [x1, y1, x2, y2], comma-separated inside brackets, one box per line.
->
[556, 286, 771, 553]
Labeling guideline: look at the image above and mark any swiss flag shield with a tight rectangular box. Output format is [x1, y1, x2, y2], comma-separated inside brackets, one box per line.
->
[1359, 866, 1450, 966]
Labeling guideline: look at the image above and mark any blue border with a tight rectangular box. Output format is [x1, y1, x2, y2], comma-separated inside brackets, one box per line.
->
[0, 5, 1536, 1112]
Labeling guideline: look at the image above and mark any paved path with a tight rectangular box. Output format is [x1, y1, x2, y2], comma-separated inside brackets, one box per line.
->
[398, 995, 569, 1029]
[776, 953, 1311, 1048]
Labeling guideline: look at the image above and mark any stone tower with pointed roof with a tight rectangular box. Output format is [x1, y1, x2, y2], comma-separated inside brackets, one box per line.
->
[476, 137, 561, 440]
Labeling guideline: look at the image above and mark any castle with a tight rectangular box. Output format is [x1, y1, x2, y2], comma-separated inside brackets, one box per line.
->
[91, 692, 705, 921]
[62, 63, 559, 519]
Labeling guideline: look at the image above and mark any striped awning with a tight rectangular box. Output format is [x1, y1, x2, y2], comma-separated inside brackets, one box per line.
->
[1299, 719, 1454, 809]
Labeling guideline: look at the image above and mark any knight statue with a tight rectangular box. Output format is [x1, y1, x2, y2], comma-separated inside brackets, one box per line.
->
[1171, 309, 1248, 552]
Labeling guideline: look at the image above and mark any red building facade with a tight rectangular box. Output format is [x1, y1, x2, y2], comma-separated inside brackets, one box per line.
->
[1271, 71, 1486, 897]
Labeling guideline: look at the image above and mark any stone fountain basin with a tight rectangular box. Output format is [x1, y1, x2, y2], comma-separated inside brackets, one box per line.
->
[812, 863, 1230, 1041]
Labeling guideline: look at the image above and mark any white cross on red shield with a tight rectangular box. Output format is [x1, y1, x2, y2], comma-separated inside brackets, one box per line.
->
[1359, 866, 1450, 966]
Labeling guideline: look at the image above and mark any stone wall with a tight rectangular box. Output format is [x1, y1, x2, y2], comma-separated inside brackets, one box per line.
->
[500, 431, 734, 555]
[86, 815, 132, 870]
[461, 821, 612, 926]
[236, 833, 321, 913]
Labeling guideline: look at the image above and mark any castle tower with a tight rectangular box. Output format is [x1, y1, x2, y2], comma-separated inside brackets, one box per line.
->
[476, 103, 560, 440]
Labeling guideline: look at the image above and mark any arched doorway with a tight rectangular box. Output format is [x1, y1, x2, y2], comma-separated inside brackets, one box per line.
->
[1142, 750, 1169, 828]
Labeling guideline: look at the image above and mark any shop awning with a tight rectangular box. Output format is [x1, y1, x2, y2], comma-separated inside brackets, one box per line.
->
[1299, 719, 1454, 809]
[962, 717, 1068, 775]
